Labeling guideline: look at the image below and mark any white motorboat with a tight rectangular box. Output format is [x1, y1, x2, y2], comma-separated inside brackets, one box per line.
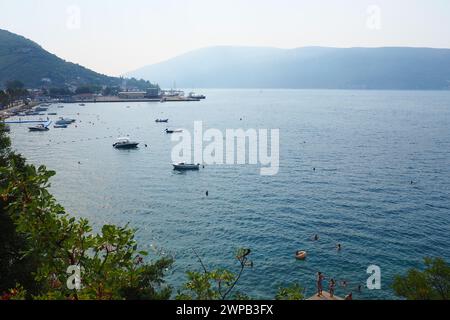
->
[55, 117, 76, 125]
[188, 92, 206, 99]
[28, 124, 49, 132]
[113, 137, 139, 149]
[173, 163, 200, 171]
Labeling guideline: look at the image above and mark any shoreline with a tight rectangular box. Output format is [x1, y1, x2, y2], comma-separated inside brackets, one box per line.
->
[0, 101, 39, 121]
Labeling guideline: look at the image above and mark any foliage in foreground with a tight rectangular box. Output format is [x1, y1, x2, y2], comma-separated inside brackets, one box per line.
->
[176, 248, 253, 300]
[0, 123, 173, 300]
[275, 283, 304, 300]
[392, 257, 450, 300]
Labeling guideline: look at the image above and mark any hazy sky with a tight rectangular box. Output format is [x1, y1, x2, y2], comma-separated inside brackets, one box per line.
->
[1, 0, 450, 76]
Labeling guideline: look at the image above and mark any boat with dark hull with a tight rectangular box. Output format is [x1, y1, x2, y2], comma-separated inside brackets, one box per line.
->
[29, 124, 50, 132]
[173, 163, 200, 171]
[113, 137, 139, 149]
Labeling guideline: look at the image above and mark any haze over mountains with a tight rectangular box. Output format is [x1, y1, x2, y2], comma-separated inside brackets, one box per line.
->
[2, 27, 450, 91]
[127, 46, 450, 90]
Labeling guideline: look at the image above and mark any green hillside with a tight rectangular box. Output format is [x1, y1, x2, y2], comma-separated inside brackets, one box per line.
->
[0, 29, 153, 89]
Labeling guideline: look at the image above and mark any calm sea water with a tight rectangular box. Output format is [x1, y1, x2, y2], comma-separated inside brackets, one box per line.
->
[8, 89, 450, 299]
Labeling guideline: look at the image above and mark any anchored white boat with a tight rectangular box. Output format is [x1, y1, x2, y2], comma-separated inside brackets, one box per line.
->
[173, 163, 200, 171]
[55, 117, 76, 125]
[113, 137, 139, 149]
[188, 92, 206, 99]
[28, 124, 49, 132]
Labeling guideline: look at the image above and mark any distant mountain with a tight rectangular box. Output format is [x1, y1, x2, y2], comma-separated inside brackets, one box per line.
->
[127, 46, 450, 90]
[0, 29, 154, 89]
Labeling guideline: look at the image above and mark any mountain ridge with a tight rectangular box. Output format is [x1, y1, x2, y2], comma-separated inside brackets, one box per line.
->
[127, 45, 450, 90]
[0, 29, 156, 89]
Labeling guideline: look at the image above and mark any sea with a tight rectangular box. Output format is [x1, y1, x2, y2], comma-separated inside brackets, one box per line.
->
[7, 89, 450, 299]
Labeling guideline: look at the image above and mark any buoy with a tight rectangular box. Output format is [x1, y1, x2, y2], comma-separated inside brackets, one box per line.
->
[295, 251, 307, 260]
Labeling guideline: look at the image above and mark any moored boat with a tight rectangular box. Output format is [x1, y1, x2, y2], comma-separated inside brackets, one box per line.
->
[56, 117, 76, 125]
[165, 128, 183, 134]
[155, 119, 169, 123]
[28, 124, 49, 132]
[113, 137, 139, 149]
[188, 92, 206, 99]
[173, 163, 200, 171]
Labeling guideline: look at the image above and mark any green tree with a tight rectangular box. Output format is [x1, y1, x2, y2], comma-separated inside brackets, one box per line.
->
[275, 283, 304, 300]
[393, 257, 450, 300]
[0, 90, 9, 108]
[75, 85, 101, 95]
[0, 125, 173, 300]
[4, 80, 27, 105]
[176, 248, 253, 300]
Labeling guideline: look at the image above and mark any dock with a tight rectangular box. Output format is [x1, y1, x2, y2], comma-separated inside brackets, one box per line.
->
[3, 119, 50, 124]
[307, 291, 344, 301]
[68, 96, 201, 103]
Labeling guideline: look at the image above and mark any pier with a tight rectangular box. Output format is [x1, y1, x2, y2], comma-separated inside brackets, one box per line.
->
[307, 292, 344, 301]
[68, 96, 201, 103]
[3, 119, 50, 124]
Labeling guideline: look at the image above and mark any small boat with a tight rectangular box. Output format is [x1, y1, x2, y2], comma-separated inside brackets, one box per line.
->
[155, 119, 169, 123]
[54, 124, 68, 128]
[47, 112, 58, 116]
[57, 106, 64, 108]
[173, 163, 200, 171]
[165, 128, 183, 134]
[79, 103, 86, 106]
[56, 117, 76, 125]
[295, 251, 307, 260]
[34, 106, 48, 112]
[113, 137, 139, 149]
[188, 92, 206, 99]
[28, 124, 49, 132]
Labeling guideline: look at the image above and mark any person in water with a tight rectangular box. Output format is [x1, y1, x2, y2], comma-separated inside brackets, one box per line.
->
[314, 234, 319, 241]
[317, 272, 325, 297]
[344, 292, 353, 300]
[337, 243, 342, 251]
[329, 278, 336, 298]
